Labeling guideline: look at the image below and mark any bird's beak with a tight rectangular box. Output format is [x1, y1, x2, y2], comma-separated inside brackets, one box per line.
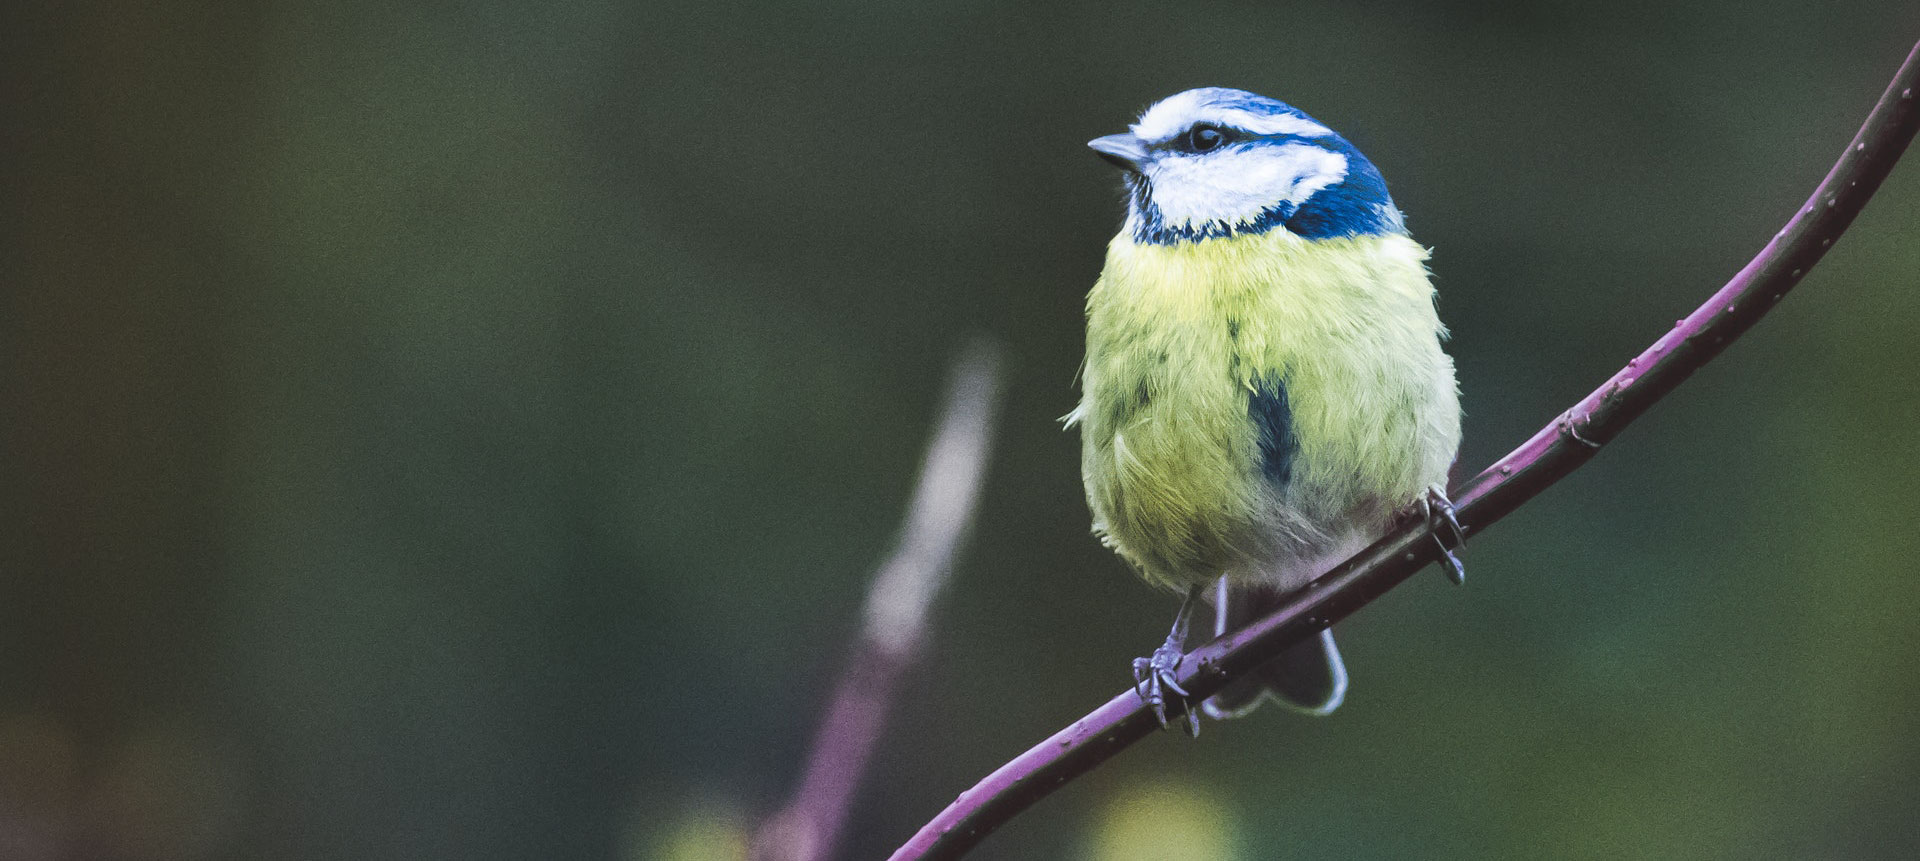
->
[1088, 133, 1149, 173]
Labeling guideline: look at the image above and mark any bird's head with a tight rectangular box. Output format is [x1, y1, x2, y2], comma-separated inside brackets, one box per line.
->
[1089, 87, 1405, 245]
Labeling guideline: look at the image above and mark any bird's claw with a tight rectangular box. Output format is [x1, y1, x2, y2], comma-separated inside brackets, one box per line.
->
[1132, 637, 1199, 736]
[1422, 487, 1467, 585]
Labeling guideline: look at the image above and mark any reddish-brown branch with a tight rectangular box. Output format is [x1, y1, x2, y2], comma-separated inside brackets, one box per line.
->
[889, 39, 1920, 861]
[753, 339, 1003, 861]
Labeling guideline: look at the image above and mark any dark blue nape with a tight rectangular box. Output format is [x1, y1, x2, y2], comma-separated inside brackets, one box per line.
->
[1286, 147, 1400, 240]
[1249, 377, 1296, 486]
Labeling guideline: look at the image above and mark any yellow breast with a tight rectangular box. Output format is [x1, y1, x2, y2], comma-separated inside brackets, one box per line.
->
[1072, 228, 1460, 591]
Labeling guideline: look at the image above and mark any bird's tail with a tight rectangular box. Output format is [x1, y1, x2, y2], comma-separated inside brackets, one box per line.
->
[1200, 579, 1348, 719]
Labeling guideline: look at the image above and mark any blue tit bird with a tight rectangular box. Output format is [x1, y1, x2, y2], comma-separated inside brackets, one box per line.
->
[1068, 87, 1463, 731]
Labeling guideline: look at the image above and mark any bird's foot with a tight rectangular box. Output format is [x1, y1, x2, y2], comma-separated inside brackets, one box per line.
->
[1420, 486, 1468, 585]
[1132, 636, 1200, 737]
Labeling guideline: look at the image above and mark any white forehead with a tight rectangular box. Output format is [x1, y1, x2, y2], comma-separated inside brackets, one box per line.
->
[1130, 88, 1333, 144]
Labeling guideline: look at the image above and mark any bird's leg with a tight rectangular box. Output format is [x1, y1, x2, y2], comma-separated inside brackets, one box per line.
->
[1423, 486, 1468, 585]
[1133, 584, 1204, 736]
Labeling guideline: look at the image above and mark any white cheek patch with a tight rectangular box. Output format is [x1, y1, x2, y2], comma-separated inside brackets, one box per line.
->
[1145, 144, 1349, 230]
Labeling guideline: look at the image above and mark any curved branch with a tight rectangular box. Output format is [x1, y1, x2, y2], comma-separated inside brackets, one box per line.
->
[753, 338, 1004, 861]
[889, 40, 1920, 861]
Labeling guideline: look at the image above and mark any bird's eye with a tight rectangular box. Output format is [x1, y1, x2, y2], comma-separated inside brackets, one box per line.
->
[1186, 124, 1227, 153]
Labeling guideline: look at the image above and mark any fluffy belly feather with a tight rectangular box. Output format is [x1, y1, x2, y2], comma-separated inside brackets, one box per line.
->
[1073, 229, 1460, 591]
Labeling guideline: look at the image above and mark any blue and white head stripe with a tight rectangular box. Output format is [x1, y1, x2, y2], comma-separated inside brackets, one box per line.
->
[1130, 87, 1334, 144]
[1111, 88, 1406, 245]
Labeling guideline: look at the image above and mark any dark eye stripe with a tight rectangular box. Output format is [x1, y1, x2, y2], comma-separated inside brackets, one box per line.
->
[1167, 123, 1231, 154]
[1157, 123, 1323, 155]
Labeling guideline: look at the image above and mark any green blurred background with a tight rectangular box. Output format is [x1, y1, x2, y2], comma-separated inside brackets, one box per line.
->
[5, 1, 1919, 859]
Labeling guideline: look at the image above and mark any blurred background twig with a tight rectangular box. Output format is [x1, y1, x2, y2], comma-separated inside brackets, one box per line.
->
[753, 339, 1002, 861]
